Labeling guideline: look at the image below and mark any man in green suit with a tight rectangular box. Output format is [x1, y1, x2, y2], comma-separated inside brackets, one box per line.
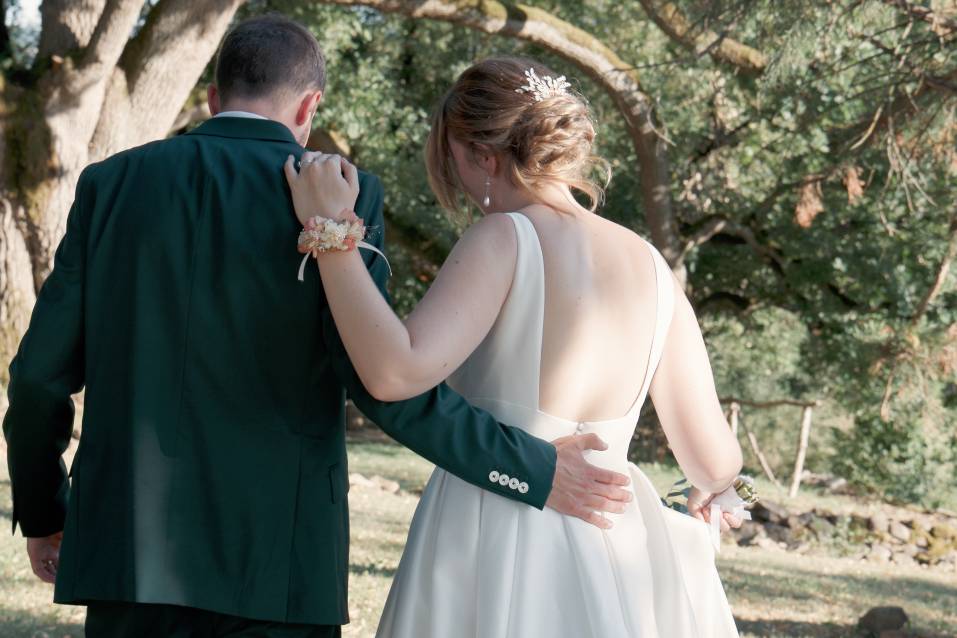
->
[3, 14, 631, 638]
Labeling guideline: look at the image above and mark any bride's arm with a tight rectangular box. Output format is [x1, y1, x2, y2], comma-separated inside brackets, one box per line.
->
[315, 214, 516, 401]
[285, 153, 517, 402]
[649, 275, 744, 494]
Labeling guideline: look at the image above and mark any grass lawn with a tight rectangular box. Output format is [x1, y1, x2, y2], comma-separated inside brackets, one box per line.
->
[1, 437, 955, 638]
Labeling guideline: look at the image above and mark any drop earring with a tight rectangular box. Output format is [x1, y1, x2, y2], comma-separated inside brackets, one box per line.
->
[482, 174, 491, 208]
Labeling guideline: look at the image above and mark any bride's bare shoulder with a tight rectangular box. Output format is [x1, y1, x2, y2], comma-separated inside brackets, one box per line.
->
[443, 212, 518, 270]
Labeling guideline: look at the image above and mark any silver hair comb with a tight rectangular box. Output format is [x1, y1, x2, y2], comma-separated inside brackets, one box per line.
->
[515, 67, 571, 102]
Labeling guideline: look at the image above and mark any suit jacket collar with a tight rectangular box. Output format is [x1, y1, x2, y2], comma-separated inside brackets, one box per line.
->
[186, 116, 300, 145]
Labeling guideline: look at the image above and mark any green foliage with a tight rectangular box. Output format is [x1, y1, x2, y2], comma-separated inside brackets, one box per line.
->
[833, 411, 957, 507]
[238, 0, 957, 504]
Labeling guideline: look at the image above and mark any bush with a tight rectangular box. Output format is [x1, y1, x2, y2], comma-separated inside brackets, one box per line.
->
[832, 412, 957, 507]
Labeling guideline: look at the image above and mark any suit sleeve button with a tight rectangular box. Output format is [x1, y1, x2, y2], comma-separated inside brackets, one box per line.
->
[508, 477, 519, 489]
[489, 470, 500, 483]
[498, 473, 510, 486]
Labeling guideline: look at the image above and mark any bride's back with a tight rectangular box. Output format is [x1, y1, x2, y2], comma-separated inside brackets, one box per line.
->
[521, 206, 659, 422]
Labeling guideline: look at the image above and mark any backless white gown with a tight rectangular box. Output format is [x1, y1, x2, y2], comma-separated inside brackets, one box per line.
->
[376, 213, 739, 637]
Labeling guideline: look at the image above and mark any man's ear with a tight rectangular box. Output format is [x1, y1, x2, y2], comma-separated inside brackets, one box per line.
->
[207, 85, 221, 116]
[295, 90, 323, 127]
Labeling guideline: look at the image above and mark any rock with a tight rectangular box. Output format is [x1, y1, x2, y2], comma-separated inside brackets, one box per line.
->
[754, 536, 778, 550]
[915, 551, 933, 565]
[349, 473, 400, 494]
[938, 551, 957, 572]
[764, 522, 797, 544]
[899, 543, 918, 557]
[914, 534, 929, 548]
[869, 512, 890, 534]
[867, 544, 893, 562]
[370, 475, 401, 494]
[857, 606, 909, 634]
[348, 472, 376, 488]
[930, 523, 957, 543]
[826, 476, 849, 493]
[733, 524, 762, 546]
[807, 516, 837, 540]
[889, 521, 912, 543]
[891, 552, 917, 567]
[750, 500, 791, 525]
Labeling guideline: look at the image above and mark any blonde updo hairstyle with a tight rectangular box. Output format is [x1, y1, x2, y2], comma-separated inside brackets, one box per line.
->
[426, 56, 611, 216]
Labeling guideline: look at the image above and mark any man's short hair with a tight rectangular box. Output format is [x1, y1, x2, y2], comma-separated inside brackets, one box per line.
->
[214, 14, 326, 102]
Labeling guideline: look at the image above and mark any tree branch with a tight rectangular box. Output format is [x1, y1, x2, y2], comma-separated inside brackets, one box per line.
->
[37, 0, 109, 61]
[636, 0, 767, 76]
[82, 0, 145, 72]
[879, 208, 957, 420]
[90, 0, 244, 159]
[882, 0, 957, 35]
[319, 0, 684, 282]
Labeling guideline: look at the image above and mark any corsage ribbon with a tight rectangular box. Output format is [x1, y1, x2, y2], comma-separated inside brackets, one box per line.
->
[707, 488, 753, 553]
[663, 475, 758, 553]
[296, 213, 393, 281]
[297, 241, 392, 281]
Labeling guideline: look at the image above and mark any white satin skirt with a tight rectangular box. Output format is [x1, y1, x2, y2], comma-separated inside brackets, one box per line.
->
[375, 448, 739, 637]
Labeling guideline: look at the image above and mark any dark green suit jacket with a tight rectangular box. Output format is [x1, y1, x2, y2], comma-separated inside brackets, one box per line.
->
[3, 116, 557, 625]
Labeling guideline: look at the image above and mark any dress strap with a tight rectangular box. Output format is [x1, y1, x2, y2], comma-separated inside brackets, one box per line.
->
[502, 213, 546, 407]
[639, 241, 675, 410]
[626, 238, 675, 418]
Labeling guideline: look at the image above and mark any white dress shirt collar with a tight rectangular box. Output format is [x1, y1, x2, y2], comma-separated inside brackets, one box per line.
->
[214, 110, 268, 120]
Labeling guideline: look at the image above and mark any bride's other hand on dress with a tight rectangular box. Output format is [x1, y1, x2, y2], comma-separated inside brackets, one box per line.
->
[284, 152, 359, 224]
[686, 487, 743, 534]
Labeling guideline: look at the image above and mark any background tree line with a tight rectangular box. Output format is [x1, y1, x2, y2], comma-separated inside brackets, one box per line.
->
[2, 0, 955, 506]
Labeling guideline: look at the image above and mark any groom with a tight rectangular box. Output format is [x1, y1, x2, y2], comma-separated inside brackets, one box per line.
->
[3, 14, 631, 638]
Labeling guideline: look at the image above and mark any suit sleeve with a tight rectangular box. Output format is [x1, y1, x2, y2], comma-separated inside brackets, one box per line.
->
[321, 173, 557, 509]
[3, 167, 93, 537]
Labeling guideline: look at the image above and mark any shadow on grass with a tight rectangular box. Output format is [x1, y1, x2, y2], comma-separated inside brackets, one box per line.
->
[736, 614, 956, 638]
[723, 548, 957, 636]
[734, 617, 853, 637]
[349, 563, 397, 579]
[0, 604, 84, 638]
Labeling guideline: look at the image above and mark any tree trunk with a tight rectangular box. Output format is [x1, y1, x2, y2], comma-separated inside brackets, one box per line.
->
[0, 0, 244, 387]
[321, 0, 686, 285]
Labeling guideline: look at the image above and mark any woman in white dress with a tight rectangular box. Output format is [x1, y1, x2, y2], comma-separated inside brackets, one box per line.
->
[285, 57, 746, 637]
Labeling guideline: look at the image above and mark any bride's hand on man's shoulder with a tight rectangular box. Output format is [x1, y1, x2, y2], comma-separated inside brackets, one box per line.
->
[284, 152, 360, 226]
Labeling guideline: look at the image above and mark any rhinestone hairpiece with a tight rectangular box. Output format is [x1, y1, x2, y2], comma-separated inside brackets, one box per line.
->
[515, 67, 571, 102]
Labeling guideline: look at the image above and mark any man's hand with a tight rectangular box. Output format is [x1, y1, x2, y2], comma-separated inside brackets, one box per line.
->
[687, 486, 743, 533]
[27, 532, 62, 584]
[545, 434, 632, 529]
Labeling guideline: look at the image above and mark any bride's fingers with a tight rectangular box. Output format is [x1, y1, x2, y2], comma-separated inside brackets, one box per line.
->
[283, 155, 299, 184]
[723, 512, 743, 529]
[341, 159, 359, 191]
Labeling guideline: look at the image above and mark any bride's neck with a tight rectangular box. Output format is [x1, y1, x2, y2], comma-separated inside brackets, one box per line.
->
[489, 181, 587, 217]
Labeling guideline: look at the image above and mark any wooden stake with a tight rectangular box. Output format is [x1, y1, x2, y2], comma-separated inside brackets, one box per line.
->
[738, 408, 782, 489]
[788, 406, 814, 498]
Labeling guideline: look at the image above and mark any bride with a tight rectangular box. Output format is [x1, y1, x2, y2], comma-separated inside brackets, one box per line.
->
[285, 57, 745, 637]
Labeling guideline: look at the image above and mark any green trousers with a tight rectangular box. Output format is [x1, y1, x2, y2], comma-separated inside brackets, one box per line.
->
[84, 602, 341, 638]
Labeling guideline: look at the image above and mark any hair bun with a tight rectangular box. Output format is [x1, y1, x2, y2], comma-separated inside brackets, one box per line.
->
[425, 56, 611, 215]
